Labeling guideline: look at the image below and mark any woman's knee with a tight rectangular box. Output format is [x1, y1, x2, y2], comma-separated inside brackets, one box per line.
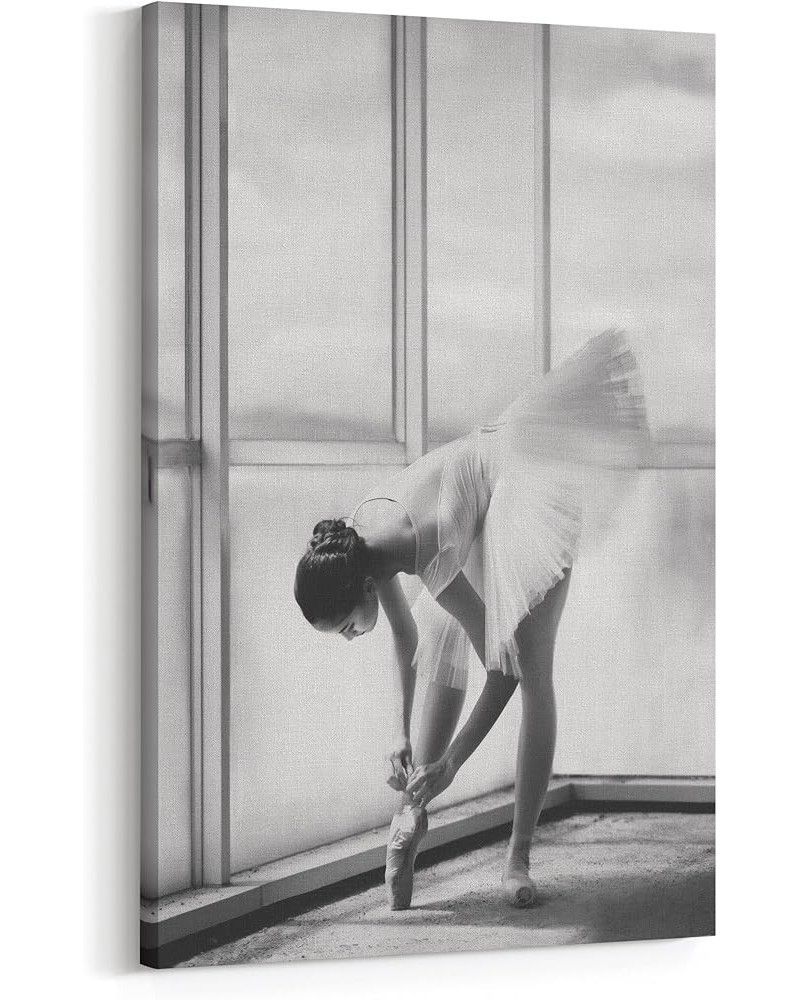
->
[519, 672, 556, 707]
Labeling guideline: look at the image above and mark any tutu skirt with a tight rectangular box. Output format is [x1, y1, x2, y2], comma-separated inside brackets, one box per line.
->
[410, 328, 650, 689]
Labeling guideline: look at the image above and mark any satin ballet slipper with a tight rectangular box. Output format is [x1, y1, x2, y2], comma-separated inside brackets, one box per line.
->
[501, 861, 536, 908]
[385, 805, 428, 910]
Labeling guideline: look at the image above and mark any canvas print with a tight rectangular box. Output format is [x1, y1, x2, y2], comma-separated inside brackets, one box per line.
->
[141, 2, 715, 969]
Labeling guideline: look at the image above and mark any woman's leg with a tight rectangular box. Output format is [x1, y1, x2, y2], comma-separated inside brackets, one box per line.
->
[502, 568, 571, 906]
[386, 677, 467, 909]
[411, 680, 467, 787]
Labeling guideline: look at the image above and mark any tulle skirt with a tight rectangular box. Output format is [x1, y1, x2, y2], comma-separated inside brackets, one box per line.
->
[411, 328, 650, 690]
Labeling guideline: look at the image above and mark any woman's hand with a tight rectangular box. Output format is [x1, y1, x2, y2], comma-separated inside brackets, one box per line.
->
[406, 755, 457, 809]
[386, 736, 414, 791]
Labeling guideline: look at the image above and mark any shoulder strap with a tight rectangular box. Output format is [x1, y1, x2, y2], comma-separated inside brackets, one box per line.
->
[349, 495, 401, 525]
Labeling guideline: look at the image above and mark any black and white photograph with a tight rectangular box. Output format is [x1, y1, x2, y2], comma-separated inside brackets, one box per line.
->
[141, 1, 714, 968]
[12, 0, 800, 995]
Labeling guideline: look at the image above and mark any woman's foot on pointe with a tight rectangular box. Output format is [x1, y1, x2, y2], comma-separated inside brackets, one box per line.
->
[502, 856, 536, 908]
[385, 805, 428, 910]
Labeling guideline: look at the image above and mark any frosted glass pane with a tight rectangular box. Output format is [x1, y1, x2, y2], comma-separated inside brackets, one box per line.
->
[230, 466, 713, 871]
[141, 467, 193, 898]
[227, 8, 394, 441]
[230, 465, 404, 871]
[229, 464, 522, 872]
[554, 469, 715, 774]
[550, 26, 714, 440]
[426, 18, 538, 443]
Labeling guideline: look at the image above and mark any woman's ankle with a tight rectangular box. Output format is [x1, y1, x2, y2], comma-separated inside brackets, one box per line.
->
[505, 836, 532, 869]
[394, 799, 426, 822]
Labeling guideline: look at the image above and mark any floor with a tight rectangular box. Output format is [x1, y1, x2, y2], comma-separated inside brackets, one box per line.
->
[180, 811, 715, 966]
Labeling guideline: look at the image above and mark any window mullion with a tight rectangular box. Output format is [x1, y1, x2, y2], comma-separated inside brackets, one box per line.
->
[533, 23, 551, 375]
[198, 2, 231, 888]
[403, 16, 428, 461]
[392, 17, 406, 445]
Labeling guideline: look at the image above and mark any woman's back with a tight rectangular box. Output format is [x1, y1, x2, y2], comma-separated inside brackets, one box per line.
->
[352, 430, 498, 598]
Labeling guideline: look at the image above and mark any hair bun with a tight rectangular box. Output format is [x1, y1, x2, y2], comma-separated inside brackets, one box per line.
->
[308, 517, 354, 550]
[296, 516, 367, 624]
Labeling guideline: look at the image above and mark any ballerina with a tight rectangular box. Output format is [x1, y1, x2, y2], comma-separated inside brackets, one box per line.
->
[294, 329, 649, 910]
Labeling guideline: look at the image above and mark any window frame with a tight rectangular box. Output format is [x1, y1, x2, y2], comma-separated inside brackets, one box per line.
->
[143, 7, 712, 895]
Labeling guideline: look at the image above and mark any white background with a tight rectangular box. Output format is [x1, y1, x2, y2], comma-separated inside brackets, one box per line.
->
[0, 0, 797, 995]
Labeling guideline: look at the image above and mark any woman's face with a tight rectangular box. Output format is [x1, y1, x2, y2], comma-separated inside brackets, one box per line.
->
[312, 579, 380, 641]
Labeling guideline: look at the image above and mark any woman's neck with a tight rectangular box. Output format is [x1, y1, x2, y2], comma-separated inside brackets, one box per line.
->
[360, 516, 416, 579]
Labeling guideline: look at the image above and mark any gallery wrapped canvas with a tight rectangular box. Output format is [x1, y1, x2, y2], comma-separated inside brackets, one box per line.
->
[141, 2, 714, 969]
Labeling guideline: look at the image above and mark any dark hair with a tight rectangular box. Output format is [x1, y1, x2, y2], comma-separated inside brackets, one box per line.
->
[294, 518, 368, 625]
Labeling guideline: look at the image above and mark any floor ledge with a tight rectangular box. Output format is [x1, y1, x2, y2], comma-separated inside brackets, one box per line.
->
[141, 775, 714, 959]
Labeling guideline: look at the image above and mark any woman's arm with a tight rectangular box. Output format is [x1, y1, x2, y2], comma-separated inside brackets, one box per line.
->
[377, 577, 419, 783]
[391, 630, 417, 739]
[406, 572, 517, 806]
[443, 672, 518, 771]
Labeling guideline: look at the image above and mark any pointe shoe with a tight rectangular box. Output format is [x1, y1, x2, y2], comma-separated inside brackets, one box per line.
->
[385, 806, 428, 910]
[502, 864, 536, 908]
